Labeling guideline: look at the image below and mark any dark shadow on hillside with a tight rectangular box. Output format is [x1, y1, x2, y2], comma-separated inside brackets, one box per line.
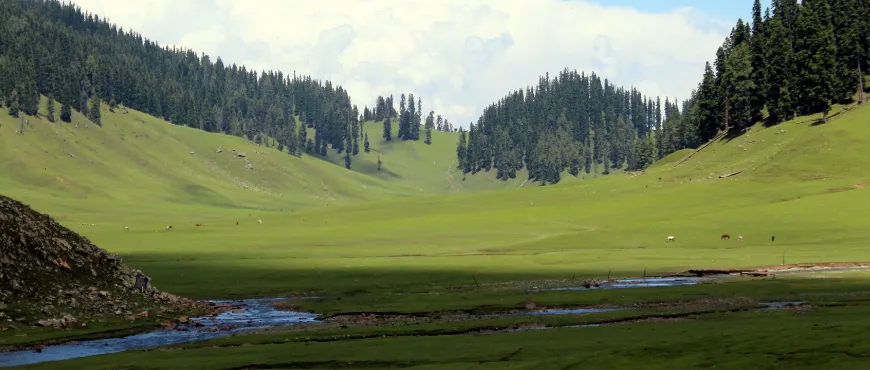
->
[304, 149, 404, 180]
[761, 115, 782, 128]
[720, 126, 750, 143]
[121, 252, 657, 300]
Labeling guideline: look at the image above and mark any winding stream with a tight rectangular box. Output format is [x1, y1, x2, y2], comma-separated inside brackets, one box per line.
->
[0, 275, 807, 367]
[0, 299, 319, 367]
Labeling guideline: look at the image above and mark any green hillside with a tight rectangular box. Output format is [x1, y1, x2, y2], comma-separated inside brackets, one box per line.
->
[0, 99, 525, 223]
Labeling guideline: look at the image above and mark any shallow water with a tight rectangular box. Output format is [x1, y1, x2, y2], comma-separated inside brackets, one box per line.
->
[526, 276, 721, 293]
[759, 301, 806, 309]
[0, 298, 319, 367]
[518, 307, 628, 316]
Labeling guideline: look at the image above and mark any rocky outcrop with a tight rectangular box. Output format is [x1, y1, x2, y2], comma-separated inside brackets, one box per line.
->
[0, 194, 199, 328]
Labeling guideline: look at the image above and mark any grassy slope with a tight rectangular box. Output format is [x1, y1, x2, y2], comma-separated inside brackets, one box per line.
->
[1, 101, 865, 300]
[0, 99, 514, 224]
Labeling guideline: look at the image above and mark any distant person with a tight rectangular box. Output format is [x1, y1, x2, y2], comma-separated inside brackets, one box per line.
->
[771, 235, 775, 243]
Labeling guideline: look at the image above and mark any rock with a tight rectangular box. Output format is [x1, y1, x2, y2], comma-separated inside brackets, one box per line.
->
[60, 315, 77, 327]
[138, 311, 149, 318]
[35, 319, 60, 328]
[231, 308, 244, 314]
[0, 194, 195, 324]
[177, 316, 190, 324]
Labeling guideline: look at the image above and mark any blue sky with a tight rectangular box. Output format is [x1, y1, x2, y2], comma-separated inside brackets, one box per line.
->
[591, 0, 772, 22]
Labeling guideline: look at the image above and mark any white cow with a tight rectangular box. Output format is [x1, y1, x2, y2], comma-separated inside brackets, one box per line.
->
[258, 219, 262, 224]
[738, 236, 744, 242]
[124, 226, 129, 231]
[666, 236, 675, 242]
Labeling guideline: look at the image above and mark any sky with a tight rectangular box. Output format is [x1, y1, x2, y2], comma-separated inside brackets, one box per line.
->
[68, 0, 769, 127]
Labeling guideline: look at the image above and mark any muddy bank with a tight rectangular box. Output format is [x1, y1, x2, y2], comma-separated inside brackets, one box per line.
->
[682, 262, 870, 277]
[0, 299, 319, 367]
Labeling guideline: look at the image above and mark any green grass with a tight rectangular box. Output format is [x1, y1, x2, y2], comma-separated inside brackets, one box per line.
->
[4, 101, 870, 300]
[19, 301, 870, 369]
[5, 98, 870, 368]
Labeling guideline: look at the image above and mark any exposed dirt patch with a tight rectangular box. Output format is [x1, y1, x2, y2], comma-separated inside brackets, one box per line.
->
[681, 262, 870, 277]
[750, 262, 870, 272]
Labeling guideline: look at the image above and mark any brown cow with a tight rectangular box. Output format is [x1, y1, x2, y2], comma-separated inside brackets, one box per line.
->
[721, 233, 730, 240]
[196, 223, 202, 228]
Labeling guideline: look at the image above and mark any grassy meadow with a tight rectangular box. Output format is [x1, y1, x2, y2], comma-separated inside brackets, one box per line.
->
[4, 98, 870, 368]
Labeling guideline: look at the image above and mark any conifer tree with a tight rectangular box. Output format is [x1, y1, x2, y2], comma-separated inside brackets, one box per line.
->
[749, 0, 766, 123]
[424, 110, 434, 145]
[765, 12, 796, 123]
[697, 62, 719, 140]
[297, 121, 307, 155]
[382, 117, 391, 141]
[47, 94, 56, 122]
[344, 128, 352, 169]
[457, 129, 468, 171]
[794, 0, 838, 121]
[364, 132, 370, 153]
[79, 90, 89, 118]
[725, 43, 755, 130]
[830, 0, 864, 102]
[351, 111, 359, 155]
[8, 89, 19, 117]
[88, 95, 101, 125]
[414, 97, 422, 140]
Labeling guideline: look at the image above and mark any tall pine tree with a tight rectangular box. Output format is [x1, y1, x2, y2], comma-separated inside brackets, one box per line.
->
[382, 117, 391, 141]
[725, 43, 755, 130]
[46, 94, 56, 122]
[749, 0, 766, 123]
[765, 12, 796, 123]
[794, 0, 838, 120]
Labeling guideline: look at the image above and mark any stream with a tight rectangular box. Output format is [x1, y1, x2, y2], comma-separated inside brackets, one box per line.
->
[525, 275, 735, 293]
[0, 299, 319, 367]
[0, 274, 803, 367]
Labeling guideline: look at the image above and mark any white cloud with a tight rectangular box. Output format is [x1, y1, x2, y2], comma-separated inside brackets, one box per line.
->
[68, 0, 731, 127]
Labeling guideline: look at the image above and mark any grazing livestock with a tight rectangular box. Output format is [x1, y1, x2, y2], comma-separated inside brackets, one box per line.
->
[236, 221, 239, 226]
[258, 219, 262, 224]
[721, 234, 731, 240]
[772, 235, 775, 242]
[196, 223, 202, 228]
[124, 226, 129, 231]
[166, 225, 173, 231]
[667, 236, 675, 242]
[738, 236, 744, 242]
